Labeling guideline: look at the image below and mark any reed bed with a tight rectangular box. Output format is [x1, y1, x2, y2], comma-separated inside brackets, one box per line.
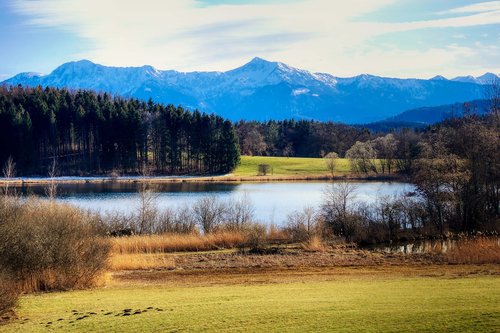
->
[110, 231, 246, 254]
[109, 253, 176, 271]
[446, 237, 500, 264]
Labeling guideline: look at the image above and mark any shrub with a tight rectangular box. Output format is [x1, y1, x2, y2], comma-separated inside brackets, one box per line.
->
[257, 163, 272, 176]
[243, 223, 268, 251]
[285, 207, 319, 242]
[0, 271, 18, 318]
[192, 196, 226, 234]
[0, 199, 110, 293]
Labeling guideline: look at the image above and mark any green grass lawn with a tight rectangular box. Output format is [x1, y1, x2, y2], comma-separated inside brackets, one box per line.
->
[233, 156, 352, 176]
[4, 276, 499, 332]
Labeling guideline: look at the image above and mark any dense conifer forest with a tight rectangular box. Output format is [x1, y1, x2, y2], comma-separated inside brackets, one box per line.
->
[0, 85, 240, 175]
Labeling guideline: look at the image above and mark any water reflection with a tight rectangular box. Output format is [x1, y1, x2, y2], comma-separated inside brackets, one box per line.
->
[372, 239, 458, 254]
[15, 181, 414, 225]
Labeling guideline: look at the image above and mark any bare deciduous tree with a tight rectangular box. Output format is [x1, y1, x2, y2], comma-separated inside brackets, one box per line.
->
[136, 163, 159, 234]
[324, 152, 338, 177]
[2, 156, 16, 198]
[371, 134, 398, 174]
[321, 181, 361, 242]
[345, 141, 378, 173]
[45, 158, 58, 199]
[241, 128, 267, 156]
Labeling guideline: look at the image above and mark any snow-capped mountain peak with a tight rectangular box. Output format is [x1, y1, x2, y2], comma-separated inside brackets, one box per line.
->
[476, 72, 498, 84]
[430, 75, 448, 81]
[451, 73, 499, 85]
[1, 58, 496, 123]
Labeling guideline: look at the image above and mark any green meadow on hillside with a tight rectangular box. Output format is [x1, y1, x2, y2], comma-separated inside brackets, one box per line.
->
[233, 156, 353, 176]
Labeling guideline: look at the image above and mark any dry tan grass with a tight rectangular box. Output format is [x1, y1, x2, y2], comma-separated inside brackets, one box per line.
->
[267, 224, 289, 242]
[446, 237, 500, 264]
[110, 231, 246, 254]
[302, 236, 327, 252]
[109, 253, 175, 271]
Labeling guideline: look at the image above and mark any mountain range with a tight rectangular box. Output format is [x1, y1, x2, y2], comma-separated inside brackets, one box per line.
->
[2, 58, 497, 124]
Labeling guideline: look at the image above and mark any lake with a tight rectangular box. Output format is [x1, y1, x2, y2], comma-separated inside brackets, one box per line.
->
[15, 181, 414, 225]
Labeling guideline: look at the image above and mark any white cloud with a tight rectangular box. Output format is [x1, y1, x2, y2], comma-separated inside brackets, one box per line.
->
[446, 1, 500, 14]
[9, 0, 500, 78]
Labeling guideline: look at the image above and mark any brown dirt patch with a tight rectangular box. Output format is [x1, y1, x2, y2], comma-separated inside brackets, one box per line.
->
[109, 248, 500, 287]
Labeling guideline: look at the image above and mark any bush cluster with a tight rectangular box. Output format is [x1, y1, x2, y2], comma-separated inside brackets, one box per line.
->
[0, 198, 110, 293]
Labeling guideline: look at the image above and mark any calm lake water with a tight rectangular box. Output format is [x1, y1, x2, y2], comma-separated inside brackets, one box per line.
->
[16, 181, 414, 225]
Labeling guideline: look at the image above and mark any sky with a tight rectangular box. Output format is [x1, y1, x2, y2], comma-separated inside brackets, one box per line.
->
[0, 0, 499, 80]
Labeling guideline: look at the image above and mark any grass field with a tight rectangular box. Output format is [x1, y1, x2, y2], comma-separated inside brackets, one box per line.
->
[4, 272, 499, 333]
[233, 156, 353, 177]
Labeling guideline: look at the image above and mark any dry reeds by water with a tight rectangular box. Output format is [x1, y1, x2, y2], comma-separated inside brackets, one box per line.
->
[110, 231, 246, 254]
[109, 253, 176, 271]
[446, 237, 500, 264]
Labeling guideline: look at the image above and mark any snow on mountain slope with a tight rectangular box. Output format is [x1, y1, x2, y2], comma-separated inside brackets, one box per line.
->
[451, 72, 498, 85]
[2, 58, 496, 123]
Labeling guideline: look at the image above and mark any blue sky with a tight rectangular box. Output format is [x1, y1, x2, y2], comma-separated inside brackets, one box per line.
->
[0, 0, 499, 80]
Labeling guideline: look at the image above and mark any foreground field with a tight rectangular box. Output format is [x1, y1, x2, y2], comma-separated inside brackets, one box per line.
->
[3, 265, 499, 333]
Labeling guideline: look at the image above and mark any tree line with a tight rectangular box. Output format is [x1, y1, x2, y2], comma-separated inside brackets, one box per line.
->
[235, 119, 374, 157]
[323, 112, 499, 237]
[0, 85, 240, 175]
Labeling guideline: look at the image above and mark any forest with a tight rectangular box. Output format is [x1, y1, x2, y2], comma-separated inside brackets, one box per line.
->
[0, 85, 240, 175]
[235, 119, 374, 158]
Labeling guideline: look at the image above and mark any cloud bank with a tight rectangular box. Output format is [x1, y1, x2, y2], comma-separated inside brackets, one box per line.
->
[9, 0, 500, 77]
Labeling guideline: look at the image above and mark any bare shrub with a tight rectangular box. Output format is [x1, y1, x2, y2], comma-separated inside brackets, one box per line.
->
[285, 207, 318, 242]
[240, 223, 268, 253]
[0, 199, 110, 293]
[154, 206, 197, 234]
[100, 211, 136, 233]
[192, 196, 226, 233]
[223, 194, 255, 231]
[257, 163, 272, 176]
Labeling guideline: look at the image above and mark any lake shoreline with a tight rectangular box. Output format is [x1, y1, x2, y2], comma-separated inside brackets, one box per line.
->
[0, 173, 406, 185]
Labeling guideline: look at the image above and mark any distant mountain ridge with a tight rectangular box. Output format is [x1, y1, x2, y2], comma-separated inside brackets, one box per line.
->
[2, 58, 497, 123]
[383, 99, 491, 124]
[363, 99, 492, 132]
